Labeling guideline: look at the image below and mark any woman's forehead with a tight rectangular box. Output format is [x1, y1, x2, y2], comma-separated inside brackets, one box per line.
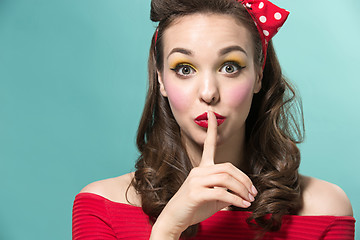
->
[162, 13, 254, 58]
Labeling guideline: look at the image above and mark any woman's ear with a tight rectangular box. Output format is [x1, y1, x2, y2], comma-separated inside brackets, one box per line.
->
[157, 70, 168, 97]
[254, 70, 263, 94]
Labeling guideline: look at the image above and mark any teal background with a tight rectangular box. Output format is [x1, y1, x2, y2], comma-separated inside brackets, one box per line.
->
[0, 0, 358, 239]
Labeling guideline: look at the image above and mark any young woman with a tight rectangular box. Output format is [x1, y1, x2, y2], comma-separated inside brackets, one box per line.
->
[72, 0, 355, 239]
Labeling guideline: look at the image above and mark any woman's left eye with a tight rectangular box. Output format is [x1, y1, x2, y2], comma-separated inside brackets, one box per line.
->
[219, 62, 244, 74]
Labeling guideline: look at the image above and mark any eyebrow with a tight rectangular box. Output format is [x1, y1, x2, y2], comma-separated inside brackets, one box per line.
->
[219, 45, 248, 56]
[167, 48, 193, 59]
[166, 45, 247, 59]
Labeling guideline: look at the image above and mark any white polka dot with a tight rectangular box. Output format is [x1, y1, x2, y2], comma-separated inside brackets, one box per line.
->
[274, 12, 282, 20]
[259, 2, 264, 9]
[246, 3, 251, 8]
[259, 16, 267, 23]
[263, 30, 269, 36]
[277, 27, 281, 32]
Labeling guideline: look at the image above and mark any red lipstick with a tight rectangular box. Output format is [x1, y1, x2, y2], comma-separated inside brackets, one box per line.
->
[194, 112, 226, 128]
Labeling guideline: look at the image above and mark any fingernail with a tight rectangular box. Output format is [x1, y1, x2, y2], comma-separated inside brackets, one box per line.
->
[207, 111, 210, 119]
[243, 200, 251, 207]
[251, 185, 258, 196]
[248, 193, 255, 202]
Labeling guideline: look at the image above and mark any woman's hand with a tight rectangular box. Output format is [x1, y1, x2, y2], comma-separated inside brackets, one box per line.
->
[150, 111, 258, 239]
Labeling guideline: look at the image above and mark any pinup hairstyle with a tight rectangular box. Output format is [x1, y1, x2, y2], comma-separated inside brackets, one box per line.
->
[130, 0, 304, 237]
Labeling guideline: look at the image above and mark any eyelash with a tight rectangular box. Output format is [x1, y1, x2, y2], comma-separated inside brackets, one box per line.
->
[170, 64, 196, 78]
[170, 61, 246, 78]
[219, 61, 245, 76]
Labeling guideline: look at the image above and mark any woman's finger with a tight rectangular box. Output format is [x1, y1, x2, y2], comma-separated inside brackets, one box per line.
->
[200, 111, 217, 167]
[205, 163, 258, 196]
[200, 172, 255, 202]
[201, 187, 252, 208]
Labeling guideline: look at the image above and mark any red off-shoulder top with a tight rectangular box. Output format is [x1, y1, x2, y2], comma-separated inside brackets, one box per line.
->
[72, 193, 355, 239]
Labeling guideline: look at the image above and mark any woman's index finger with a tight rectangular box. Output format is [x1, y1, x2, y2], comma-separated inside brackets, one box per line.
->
[200, 111, 217, 166]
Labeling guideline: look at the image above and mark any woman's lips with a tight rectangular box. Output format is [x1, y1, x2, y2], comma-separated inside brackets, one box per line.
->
[194, 112, 226, 128]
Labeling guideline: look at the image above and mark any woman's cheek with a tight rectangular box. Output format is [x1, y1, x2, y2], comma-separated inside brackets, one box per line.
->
[164, 81, 193, 112]
[223, 81, 254, 108]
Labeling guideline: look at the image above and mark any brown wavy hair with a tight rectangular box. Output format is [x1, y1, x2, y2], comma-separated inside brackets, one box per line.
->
[130, 0, 304, 237]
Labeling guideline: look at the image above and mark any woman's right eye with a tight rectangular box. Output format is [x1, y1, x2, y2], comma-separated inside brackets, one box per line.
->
[170, 64, 196, 77]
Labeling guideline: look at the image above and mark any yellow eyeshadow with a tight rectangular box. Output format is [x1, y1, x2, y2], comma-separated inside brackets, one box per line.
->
[169, 58, 197, 70]
[222, 54, 247, 67]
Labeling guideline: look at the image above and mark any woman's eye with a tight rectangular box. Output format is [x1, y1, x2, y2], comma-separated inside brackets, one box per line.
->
[224, 65, 236, 73]
[220, 62, 245, 74]
[171, 64, 196, 77]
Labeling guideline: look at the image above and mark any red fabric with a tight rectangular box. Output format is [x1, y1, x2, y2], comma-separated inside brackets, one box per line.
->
[72, 193, 355, 240]
[240, 0, 289, 42]
[238, 0, 290, 68]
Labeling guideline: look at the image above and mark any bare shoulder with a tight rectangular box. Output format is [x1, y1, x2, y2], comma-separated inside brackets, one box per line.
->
[299, 175, 353, 216]
[79, 172, 141, 206]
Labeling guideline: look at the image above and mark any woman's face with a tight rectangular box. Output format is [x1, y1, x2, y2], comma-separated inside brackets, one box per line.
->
[158, 13, 262, 147]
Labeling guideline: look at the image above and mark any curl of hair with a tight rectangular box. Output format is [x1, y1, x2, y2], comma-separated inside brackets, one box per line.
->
[131, 0, 304, 238]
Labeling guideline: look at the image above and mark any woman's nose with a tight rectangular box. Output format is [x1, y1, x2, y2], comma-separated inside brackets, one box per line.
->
[199, 73, 220, 105]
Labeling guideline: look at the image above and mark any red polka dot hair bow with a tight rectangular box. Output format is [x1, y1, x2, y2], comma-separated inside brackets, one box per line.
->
[238, 0, 290, 69]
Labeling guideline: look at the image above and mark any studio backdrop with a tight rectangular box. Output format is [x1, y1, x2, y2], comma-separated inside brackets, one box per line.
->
[0, 0, 359, 239]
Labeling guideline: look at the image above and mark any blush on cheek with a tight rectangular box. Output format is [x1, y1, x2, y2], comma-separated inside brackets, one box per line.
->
[224, 81, 254, 107]
[164, 82, 192, 112]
